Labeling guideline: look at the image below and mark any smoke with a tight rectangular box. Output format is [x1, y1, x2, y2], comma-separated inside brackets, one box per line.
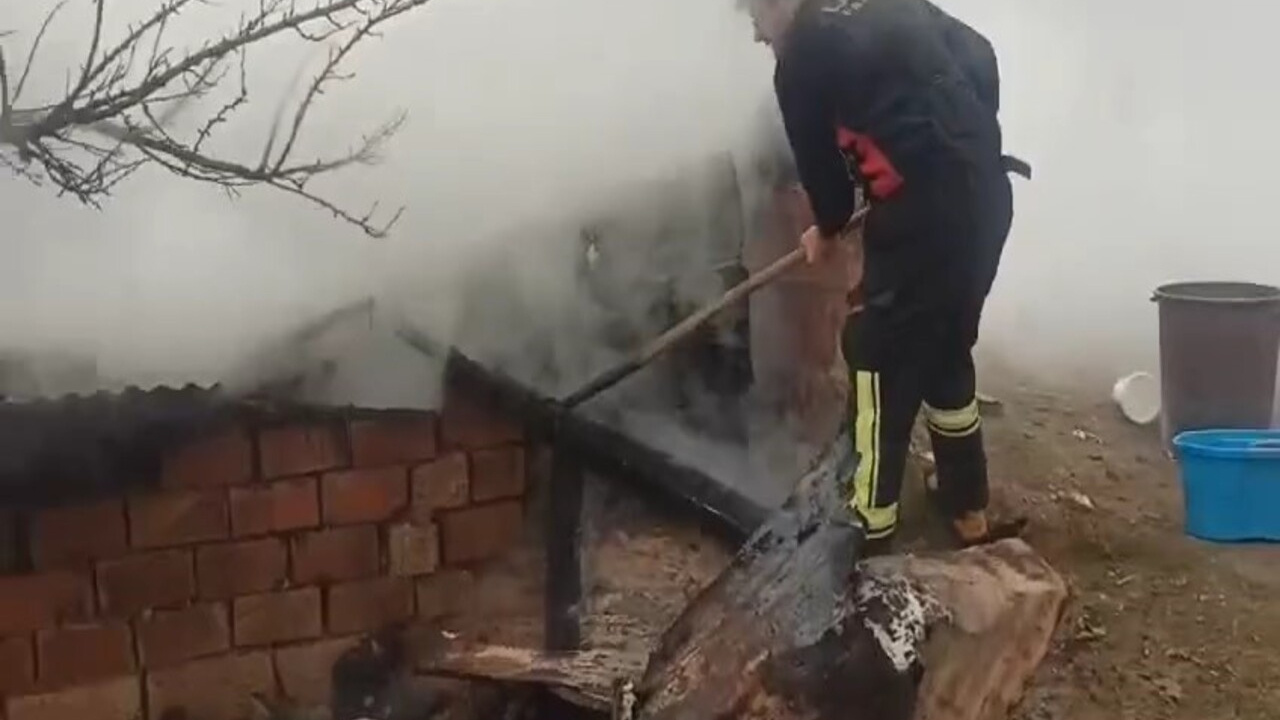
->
[0, 0, 773, 397]
[965, 0, 1280, 383]
[1, 0, 816, 503]
[4, 0, 1278, 490]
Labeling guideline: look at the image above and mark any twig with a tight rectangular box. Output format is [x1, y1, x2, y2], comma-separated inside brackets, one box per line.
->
[71, 0, 108, 101]
[0, 0, 430, 237]
[0, 48, 11, 121]
[270, 0, 420, 173]
[12, 0, 67, 104]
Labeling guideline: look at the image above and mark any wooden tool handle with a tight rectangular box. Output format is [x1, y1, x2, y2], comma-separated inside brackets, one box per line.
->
[636, 247, 804, 365]
[560, 249, 804, 409]
[561, 204, 870, 409]
[635, 203, 871, 367]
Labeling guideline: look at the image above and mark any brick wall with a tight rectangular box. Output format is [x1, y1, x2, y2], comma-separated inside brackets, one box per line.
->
[0, 392, 536, 720]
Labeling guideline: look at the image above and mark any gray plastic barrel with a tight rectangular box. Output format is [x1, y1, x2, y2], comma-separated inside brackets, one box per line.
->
[1153, 281, 1280, 447]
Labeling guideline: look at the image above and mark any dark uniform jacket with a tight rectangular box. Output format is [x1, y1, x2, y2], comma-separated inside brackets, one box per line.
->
[925, 2, 1000, 115]
[774, 0, 1005, 238]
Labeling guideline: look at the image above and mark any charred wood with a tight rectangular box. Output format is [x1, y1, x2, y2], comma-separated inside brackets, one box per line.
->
[395, 324, 770, 543]
[632, 439, 1066, 720]
[546, 448, 586, 651]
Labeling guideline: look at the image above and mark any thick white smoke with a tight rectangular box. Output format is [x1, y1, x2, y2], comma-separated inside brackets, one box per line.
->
[3, 0, 1277, 480]
[964, 0, 1280, 385]
[0, 0, 773, 399]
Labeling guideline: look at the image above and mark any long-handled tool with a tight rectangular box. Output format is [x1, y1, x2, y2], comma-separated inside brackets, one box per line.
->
[560, 205, 870, 409]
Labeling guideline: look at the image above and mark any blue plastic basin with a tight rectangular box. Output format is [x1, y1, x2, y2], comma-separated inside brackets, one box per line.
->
[1173, 429, 1280, 542]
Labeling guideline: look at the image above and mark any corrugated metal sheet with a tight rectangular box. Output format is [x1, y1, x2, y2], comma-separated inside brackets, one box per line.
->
[0, 299, 382, 506]
[0, 383, 250, 505]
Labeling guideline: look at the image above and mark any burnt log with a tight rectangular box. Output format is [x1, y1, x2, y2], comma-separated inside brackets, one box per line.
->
[417, 538, 1066, 720]
[631, 441, 911, 719]
[637, 538, 1068, 720]
[874, 542, 1067, 720]
[633, 442, 1067, 720]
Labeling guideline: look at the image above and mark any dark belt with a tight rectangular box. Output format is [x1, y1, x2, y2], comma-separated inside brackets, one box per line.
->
[1002, 154, 1032, 180]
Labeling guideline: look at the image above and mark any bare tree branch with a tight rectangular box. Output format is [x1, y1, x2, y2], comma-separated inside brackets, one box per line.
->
[0, 0, 430, 237]
[12, 0, 68, 104]
[0, 50, 10, 120]
[72, 0, 107, 101]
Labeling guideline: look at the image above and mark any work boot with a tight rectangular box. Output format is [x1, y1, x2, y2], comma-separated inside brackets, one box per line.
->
[952, 509, 1028, 548]
[925, 472, 1028, 548]
[952, 511, 990, 545]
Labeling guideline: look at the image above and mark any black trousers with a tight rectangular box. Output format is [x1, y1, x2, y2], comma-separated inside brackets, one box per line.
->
[840, 162, 1012, 539]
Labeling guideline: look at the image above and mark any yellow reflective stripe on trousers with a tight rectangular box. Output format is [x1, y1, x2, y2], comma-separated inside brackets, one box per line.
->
[850, 371, 896, 536]
[923, 399, 981, 437]
[862, 504, 899, 539]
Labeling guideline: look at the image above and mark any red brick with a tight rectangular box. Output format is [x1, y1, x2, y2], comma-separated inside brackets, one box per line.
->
[233, 588, 322, 647]
[0, 635, 35, 695]
[290, 525, 379, 585]
[136, 603, 230, 668]
[410, 453, 469, 523]
[36, 622, 136, 688]
[349, 416, 438, 467]
[128, 489, 228, 549]
[440, 393, 523, 449]
[196, 538, 286, 600]
[321, 467, 408, 525]
[326, 577, 414, 635]
[259, 423, 345, 479]
[0, 572, 94, 635]
[470, 446, 527, 502]
[439, 501, 525, 566]
[30, 501, 127, 569]
[161, 428, 253, 489]
[229, 477, 320, 537]
[416, 569, 476, 620]
[6, 676, 141, 720]
[96, 549, 193, 616]
[146, 651, 274, 720]
[274, 636, 360, 706]
[387, 522, 440, 577]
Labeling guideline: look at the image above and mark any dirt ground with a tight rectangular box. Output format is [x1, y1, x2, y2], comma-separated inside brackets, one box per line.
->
[930, 371, 1280, 720]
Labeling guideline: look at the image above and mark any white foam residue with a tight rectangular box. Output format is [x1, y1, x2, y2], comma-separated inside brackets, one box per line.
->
[854, 574, 929, 672]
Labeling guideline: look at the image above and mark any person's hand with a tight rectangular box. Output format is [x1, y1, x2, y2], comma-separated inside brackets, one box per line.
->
[799, 225, 831, 265]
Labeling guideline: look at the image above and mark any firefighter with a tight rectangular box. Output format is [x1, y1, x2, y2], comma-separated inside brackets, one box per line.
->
[742, 0, 1023, 551]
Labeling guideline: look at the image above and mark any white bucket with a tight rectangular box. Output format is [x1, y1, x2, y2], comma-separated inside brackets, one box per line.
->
[1113, 372, 1161, 425]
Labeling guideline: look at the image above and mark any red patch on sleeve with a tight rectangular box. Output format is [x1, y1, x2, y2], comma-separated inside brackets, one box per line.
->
[836, 126, 904, 199]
